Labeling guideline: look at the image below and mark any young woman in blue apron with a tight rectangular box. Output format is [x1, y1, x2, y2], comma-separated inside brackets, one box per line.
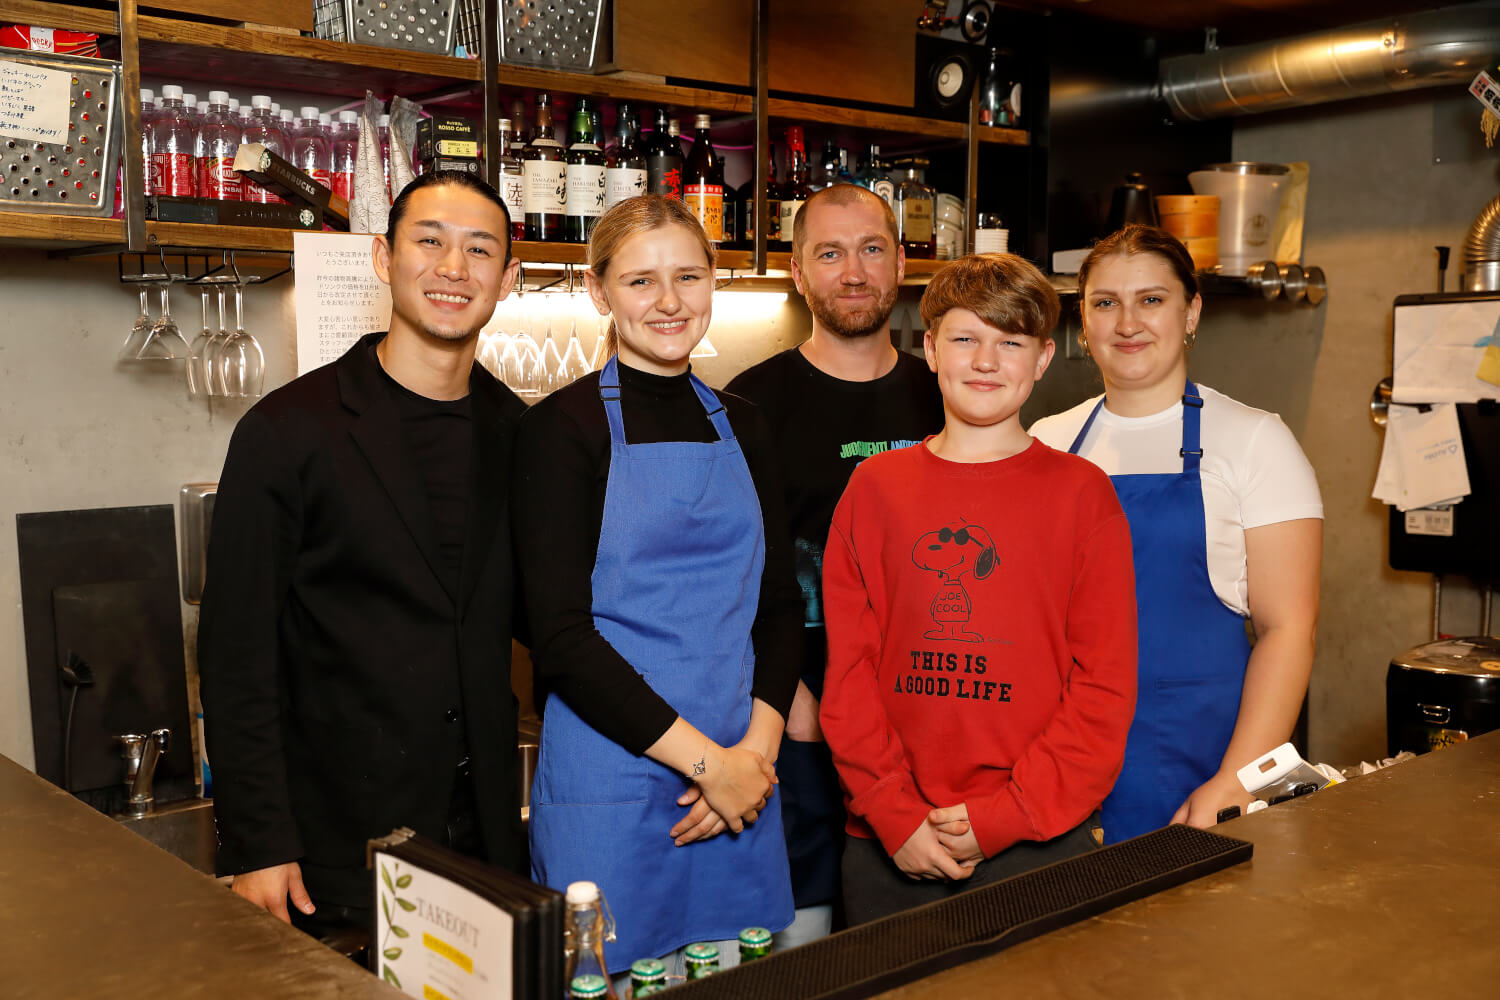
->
[1029, 226, 1323, 843]
[512, 196, 798, 975]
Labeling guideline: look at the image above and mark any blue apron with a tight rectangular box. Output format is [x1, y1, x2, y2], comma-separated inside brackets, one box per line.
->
[1068, 380, 1250, 843]
[530, 357, 794, 972]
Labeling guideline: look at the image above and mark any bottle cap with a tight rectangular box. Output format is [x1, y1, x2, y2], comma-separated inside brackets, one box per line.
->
[695, 113, 711, 129]
[630, 958, 666, 980]
[319, 114, 331, 127]
[279, 110, 294, 122]
[379, 113, 391, 127]
[684, 942, 720, 962]
[228, 98, 240, 111]
[161, 84, 183, 101]
[196, 101, 209, 115]
[300, 106, 320, 121]
[564, 880, 599, 904]
[140, 88, 154, 103]
[338, 110, 358, 124]
[569, 974, 608, 998]
[208, 90, 228, 105]
[251, 95, 272, 110]
[738, 926, 772, 946]
[181, 93, 197, 107]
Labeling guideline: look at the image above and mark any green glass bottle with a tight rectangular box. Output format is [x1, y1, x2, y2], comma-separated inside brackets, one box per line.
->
[630, 957, 667, 995]
[738, 926, 772, 962]
[683, 941, 720, 980]
[565, 97, 606, 242]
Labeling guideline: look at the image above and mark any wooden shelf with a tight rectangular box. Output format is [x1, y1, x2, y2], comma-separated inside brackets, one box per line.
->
[0, 211, 123, 249]
[0, 0, 114, 35]
[494, 67, 751, 116]
[768, 98, 1027, 146]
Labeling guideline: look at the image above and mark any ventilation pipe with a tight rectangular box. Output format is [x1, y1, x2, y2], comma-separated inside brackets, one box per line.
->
[1159, 2, 1500, 122]
[1463, 193, 1500, 290]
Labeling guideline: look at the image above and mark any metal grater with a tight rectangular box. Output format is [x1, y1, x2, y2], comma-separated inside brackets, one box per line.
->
[0, 49, 122, 216]
[499, 0, 613, 73]
[344, 0, 458, 54]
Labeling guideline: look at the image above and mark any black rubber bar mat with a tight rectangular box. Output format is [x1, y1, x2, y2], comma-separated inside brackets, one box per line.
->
[671, 824, 1252, 999]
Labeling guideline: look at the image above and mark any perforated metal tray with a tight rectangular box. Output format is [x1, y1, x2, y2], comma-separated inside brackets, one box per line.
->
[343, 0, 457, 54]
[0, 49, 122, 216]
[498, 0, 612, 72]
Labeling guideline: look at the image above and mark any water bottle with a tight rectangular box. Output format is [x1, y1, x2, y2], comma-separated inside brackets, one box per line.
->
[292, 105, 332, 191]
[196, 90, 241, 201]
[137, 88, 157, 198]
[150, 85, 197, 198]
[378, 112, 393, 203]
[562, 882, 617, 1000]
[330, 110, 359, 203]
[242, 94, 289, 204]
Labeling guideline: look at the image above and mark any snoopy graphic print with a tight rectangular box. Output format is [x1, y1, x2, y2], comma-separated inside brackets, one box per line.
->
[912, 521, 997, 642]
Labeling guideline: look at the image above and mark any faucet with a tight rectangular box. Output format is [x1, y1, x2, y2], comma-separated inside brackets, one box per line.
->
[119, 728, 171, 818]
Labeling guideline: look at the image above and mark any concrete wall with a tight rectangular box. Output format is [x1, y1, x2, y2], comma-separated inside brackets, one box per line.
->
[0, 247, 812, 772]
[1024, 88, 1499, 767]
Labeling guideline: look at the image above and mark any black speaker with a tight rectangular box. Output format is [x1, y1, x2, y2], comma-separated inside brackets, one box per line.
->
[914, 33, 982, 121]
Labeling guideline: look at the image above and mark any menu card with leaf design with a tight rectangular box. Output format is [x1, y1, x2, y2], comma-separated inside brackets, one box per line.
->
[368, 828, 563, 1000]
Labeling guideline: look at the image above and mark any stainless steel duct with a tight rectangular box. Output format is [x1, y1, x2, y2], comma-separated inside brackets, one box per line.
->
[1160, 2, 1500, 121]
[1463, 193, 1500, 290]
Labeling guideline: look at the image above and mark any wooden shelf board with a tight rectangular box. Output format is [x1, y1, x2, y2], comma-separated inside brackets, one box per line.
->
[136, 17, 480, 98]
[0, 0, 115, 34]
[494, 66, 751, 116]
[0, 211, 123, 248]
[767, 99, 1028, 147]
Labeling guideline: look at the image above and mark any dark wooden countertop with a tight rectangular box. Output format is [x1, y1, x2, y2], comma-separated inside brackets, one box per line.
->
[0, 753, 396, 999]
[878, 732, 1500, 999]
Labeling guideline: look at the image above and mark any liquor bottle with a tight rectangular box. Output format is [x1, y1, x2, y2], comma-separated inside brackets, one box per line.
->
[330, 110, 359, 203]
[777, 126, 810, 249]
[739, 926, 772, 962]
[629, 958, 667, 997]
[561, 882, 617, 999]
[242, 95, 289, 204]
[723, 179, 740, 247]
[979, 47, 1008, 127]
[737, 141, 780, 251]
[684, 942, 720, 980]
[815, 138, 848, 191]
[855, 142, 895, 208]
[523, 94, 567, 241]
[682, 114, 724, 242]
[893, 157, 936, 259]
[565, 98, 606, 242]
[291, 106, 332, 190]
[195, 91, 241, 202]
[495, 118, 526, 241]
[590, 106, 606, 149]
[150, 85, 196, 198]
[138, 88, 157, 197]
[645, 107, 683, 200]
[604, 103, 647, 209]
[510, 96, 530, 144]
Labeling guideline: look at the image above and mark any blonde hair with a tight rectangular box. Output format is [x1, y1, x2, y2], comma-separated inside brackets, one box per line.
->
[587, 195, 717, 359]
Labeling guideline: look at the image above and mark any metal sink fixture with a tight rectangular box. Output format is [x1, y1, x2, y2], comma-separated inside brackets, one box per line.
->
[115, 798, 217, 875]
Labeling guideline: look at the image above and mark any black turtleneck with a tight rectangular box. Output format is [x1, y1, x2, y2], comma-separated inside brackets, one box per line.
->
[511, 362, 802, 756]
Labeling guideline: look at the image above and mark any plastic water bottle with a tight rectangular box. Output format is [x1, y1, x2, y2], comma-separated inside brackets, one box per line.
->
[378, 112, 393, 203]
[151, 85, 197, 197]
[242, 94, 289, 204]
[292, 105, 332, 191]
[196, 91, 241, 201]
[330, 110, 359, 203]
[137, 87, 157, 197]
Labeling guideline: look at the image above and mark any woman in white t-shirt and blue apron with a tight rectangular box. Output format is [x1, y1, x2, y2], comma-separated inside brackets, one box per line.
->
[1030, 226, 1324, 843]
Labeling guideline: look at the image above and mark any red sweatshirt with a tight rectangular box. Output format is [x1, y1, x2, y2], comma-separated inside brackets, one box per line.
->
[820, 438, 1137, 859]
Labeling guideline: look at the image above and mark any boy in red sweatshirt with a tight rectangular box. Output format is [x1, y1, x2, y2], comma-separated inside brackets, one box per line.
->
[819, 253, 1138, 924]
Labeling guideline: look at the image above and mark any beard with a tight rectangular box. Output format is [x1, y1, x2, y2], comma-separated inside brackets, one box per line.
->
[805, 282, 898, 340]
[419, 319, 481, 343]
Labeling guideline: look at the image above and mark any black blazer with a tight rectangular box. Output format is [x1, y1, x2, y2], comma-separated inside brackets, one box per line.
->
[198, 332, 527, 907]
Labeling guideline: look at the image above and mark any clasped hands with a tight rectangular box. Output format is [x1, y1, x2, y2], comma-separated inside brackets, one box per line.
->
[669, 738, 777, 847]
[893, 802, 984, 881]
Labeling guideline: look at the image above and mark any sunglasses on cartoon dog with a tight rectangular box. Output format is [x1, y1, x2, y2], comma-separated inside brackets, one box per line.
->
[938, 526, 977, 545]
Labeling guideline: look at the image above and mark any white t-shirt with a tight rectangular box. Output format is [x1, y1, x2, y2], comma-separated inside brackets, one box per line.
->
[1029, 384, 1323, 617]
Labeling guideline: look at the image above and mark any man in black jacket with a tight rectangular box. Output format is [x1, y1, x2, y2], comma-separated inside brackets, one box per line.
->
[198, 171, 526, 936]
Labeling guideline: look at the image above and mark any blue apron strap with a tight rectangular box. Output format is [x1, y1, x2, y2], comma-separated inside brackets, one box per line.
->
[689, 372, 736, 442]
[1066, 397, 1108, 455]
[1180, 379, 1203, 472]
[598, 356, 627, 446]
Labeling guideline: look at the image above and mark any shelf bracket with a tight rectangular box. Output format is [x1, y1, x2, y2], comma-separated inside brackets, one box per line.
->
[118, 0, 146, 253]
[752, 0, 769, 275]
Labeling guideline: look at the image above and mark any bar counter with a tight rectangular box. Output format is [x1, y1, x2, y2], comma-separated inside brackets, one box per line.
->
[878, 731, 1500, 999]
[0, 753, 395, 999]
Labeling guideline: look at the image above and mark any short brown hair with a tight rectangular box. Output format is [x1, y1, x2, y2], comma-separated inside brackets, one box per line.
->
[588, 195, 716, 358]
[920, 253, 1060, 342]
[791, 183, 899, 262]
[1077, 225, 1198, 302]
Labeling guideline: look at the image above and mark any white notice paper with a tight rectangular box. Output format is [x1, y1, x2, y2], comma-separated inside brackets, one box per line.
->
[292, 231, 392, 376]
[1374, 403, 1472, 512]
[1392, 299, 1500, 404]
[372, 851, 514, 1000]
[0, 59, 71, 144]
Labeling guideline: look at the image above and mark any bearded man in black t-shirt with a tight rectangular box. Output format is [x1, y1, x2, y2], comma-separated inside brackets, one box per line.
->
[727, 184, 943, 945]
